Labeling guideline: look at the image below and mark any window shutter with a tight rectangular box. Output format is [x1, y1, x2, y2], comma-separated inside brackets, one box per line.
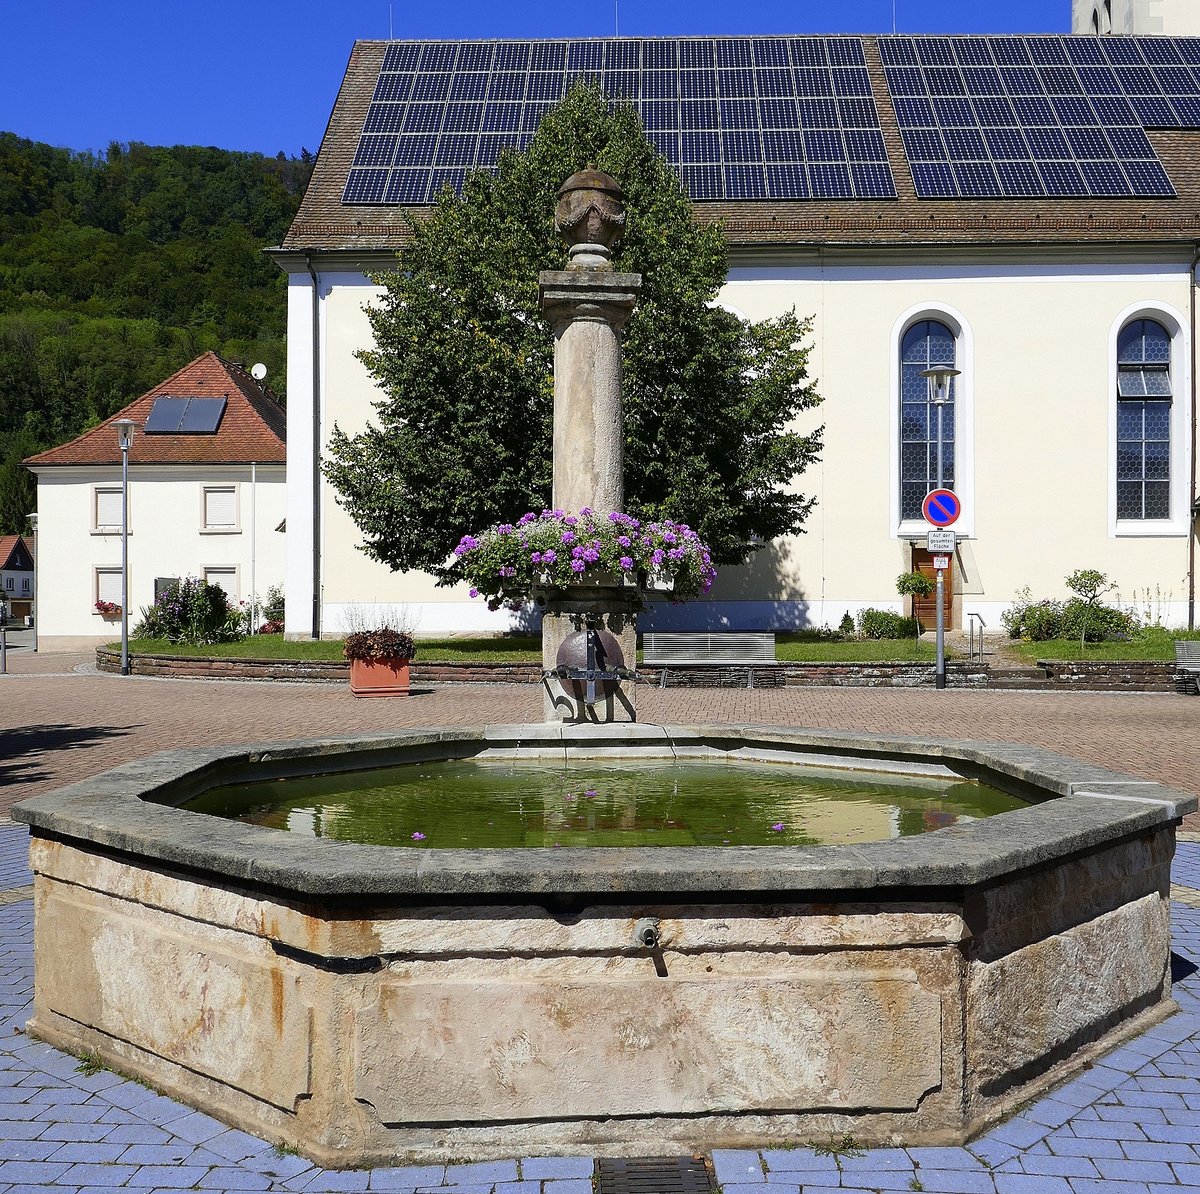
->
[97, 570, 123, 605]
[95, 488, 122, 528]
[205, 568, 237, 599]
[204, 487, 237, 528]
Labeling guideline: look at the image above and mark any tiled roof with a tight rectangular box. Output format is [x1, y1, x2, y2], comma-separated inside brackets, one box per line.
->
[281, 36, 1200, 251]
[0, 536, 31, 571]
[24, 353, 286, 469]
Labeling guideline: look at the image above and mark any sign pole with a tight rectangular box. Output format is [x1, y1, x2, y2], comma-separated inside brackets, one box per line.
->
[935, 566, 945, 690]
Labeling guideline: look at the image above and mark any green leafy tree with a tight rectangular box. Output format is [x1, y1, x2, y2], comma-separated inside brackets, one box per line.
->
[324, 82, 823, 576]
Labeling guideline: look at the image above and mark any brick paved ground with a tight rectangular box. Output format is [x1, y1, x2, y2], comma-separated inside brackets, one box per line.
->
[3, 656, 1200, 1191]
[1, 652, 1198, 819]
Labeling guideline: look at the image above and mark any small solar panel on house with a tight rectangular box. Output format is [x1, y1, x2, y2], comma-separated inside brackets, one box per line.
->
[342, 35, 897, 205]
[143, 396, 227, 435]
[143, 397, 190, 434]
[882, 34, 1200, 199]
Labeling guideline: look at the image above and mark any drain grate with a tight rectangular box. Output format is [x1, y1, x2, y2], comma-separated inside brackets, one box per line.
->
[596, 1156, 715, 1194]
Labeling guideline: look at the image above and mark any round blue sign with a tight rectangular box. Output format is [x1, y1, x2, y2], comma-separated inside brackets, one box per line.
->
[922, 488, 961, 527]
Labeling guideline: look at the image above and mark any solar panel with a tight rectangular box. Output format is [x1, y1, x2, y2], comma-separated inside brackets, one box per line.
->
[143, 397, 227, 435]
[342, 36, 896, 204]
[882, 34, 1200, 199]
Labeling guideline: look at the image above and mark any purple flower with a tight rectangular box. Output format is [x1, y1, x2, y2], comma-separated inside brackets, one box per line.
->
[583, 548, 600, 563]
[411, 832, 426, 841]
[663, 531, 677, 544]
[530, 551, 543, 564]
[468, 588, 479, 598]
[570, 560, 585, 573]
[580, 506, 593, 516]
[584, 789, 598, 797]
[562, 531, 576, 544]
[497, 524, 514, 534]
[651, 550, 665, 566]
[564, 515, 578, 526]
[619, 556, 634, 570]
[770, 822, 785, 832]
[608, 511, 621, 522]
[617, 535, 631, 547]
[542, 549, 557, 564]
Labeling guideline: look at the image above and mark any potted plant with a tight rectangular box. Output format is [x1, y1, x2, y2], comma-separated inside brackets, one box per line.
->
[344, 626, 416, 697]
[94, 600, 122, 619]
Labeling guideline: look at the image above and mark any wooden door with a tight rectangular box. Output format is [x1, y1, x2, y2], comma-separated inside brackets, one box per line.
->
[911, 549, 953, 631]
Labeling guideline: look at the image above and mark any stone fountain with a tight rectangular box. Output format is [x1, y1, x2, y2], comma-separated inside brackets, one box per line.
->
[538, 167, 641, 724]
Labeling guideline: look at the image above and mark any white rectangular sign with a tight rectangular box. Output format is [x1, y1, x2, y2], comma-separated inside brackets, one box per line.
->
[933, 555, 951, 571]
[926, 530, 956, 552]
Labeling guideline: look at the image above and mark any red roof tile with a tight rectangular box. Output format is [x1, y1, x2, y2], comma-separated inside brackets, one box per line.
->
[24, 353, 286, 468]
[0, 536, 32, 571]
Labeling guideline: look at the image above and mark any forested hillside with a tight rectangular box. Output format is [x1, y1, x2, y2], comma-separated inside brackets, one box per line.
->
[0, 133, 313, 533]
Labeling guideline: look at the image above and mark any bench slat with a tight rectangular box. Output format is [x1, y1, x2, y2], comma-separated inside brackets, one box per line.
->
[1177, 641, 1200, 670]
[644, 631, 775, 665]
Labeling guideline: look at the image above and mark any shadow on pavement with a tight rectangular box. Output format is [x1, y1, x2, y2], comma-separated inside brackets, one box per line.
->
[0, 723, 135, 789]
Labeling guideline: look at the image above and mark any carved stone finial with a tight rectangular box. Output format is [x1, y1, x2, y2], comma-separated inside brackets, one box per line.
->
[554, 165, 626, 270]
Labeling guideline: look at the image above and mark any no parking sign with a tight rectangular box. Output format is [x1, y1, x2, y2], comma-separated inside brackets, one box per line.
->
[922, 488, 961, 528]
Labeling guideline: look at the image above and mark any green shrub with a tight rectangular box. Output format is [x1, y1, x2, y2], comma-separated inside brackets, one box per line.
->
[1002, 588, 1063, 640]
[895, 571, 935, 598]
[858, 608, 920, 639]
[1060, 598, 1139, 643]
[262, 584, 285, 623]
[133, 577, 242, 646]
[838, 611, 855, 636]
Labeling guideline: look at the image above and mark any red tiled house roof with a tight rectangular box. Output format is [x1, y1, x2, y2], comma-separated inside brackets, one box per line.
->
[24, 353, 285, 468]
[0, 536, 32, 571]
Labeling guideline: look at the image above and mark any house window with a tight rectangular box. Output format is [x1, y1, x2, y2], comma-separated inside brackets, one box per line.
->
[204, 567, 238, 601]
[202, 485, 238, 531]
[96, 568, 123, 607]
[4, 578, 11, 591]
[899, 319, 956, 521]
[21, 578, 29, 592]
[1116, 318, 1171, 521]
[94, 486, 123, 532]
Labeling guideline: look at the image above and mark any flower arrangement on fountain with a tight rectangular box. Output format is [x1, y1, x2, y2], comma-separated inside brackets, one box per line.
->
[451, 508, 716, 610]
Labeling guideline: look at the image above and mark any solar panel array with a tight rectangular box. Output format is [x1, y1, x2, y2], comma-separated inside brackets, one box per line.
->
[342, 37, 897, 205]
[881, 35, 1200, 199]
[144, 396, 228, 435]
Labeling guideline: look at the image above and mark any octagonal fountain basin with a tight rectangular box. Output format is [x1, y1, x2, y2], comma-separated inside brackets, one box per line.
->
[13, 723, 1195, 1167]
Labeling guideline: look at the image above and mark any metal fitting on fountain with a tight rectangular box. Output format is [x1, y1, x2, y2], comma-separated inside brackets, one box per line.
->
[632, 917, 661, 949]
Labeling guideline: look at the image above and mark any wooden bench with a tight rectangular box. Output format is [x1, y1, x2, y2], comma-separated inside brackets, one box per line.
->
[1176, 641, 1200, 694]
[643, 631, 776, 688]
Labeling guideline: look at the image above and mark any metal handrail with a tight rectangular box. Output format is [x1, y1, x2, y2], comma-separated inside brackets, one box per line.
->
[967, 612, 987, 664]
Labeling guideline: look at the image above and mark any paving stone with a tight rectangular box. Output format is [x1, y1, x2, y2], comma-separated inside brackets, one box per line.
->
[297, 1171, 372, 1192]
[164, 1109, 229, 1146]
[55, 1163, 139, 1185]
[1009, 1153, 1098, 1178]
[992, 1172, 1074, 1193]
[46, 1142, 129, 1163]
[518, 1157, 593, 1180]
[1065, 1118, 1148, 1141]
[721, 1186, 798, 1194]
[0, 1164, 72, 1184]
[711, 1150, 766, 1185]
[1121, 1139, 1200, 1162]
[121, 1164, 210, 1187]
[494, 1182, 543, 1194]
[442, 1161, 519, 1186]
[986, 1115, 1053, 1146]
[760, 1149, 839, 1172]
[0, 1141, 57, 1162]
[913, 1170, 999, 1194]
[1046, 1135, 1127, 1159]
[829, 1168, 913, 1189]
[839, 1147, 913, 1172]
[368, 1166, 447, 1191]
[1067, 1181, 1153, 1194]
[540, 1181, 594, 1194]
[195, 1166, 277, 1190]
[1094, 1156, 1176, 1182]
[905, 1147, 987, 1170]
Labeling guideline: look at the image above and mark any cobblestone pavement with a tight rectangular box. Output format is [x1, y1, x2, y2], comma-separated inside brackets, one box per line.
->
[0, 822, 1197, 1192]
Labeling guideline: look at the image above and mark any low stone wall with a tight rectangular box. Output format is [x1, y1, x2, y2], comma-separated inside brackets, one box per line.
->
[95, 648, 1191, 692]
[1039, 660, 1178, 692]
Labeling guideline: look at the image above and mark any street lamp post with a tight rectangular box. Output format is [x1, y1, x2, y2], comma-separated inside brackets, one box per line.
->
[114, 418, 136, 677]
[920, 366, 961, 691]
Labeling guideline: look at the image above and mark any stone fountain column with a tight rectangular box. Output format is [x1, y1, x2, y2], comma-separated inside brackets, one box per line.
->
[538, 167, 642, 723]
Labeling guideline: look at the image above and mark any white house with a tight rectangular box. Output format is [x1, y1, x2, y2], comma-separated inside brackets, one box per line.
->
[24, 353, 287, 651]
[271, 32, 1200, 637]
[0, 535, 34, 623]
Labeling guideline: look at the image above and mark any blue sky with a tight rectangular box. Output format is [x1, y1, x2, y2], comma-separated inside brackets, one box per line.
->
[3, 1, 1068, 156]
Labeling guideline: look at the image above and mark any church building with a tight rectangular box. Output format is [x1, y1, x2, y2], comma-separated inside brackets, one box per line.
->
[273, 32, 1200, 637]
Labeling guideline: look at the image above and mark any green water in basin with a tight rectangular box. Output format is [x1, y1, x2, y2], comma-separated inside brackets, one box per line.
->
[181, 758, 1027, 849]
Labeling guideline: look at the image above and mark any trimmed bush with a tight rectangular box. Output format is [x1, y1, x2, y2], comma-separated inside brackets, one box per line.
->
[858, 608, 920, 639]
[133, 577, 242, 646]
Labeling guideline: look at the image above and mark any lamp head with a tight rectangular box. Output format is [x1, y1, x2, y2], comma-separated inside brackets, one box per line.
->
[114, 418, 136, 452]
[921, 366, 961, 405]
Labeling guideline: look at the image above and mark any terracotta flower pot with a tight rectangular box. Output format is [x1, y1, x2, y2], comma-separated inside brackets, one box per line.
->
[348, 657, 411, 697]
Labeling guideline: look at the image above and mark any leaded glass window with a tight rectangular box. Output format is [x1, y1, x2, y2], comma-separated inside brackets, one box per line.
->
[1116, 318, 1171, 521]
[900, 319, 956, 520]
